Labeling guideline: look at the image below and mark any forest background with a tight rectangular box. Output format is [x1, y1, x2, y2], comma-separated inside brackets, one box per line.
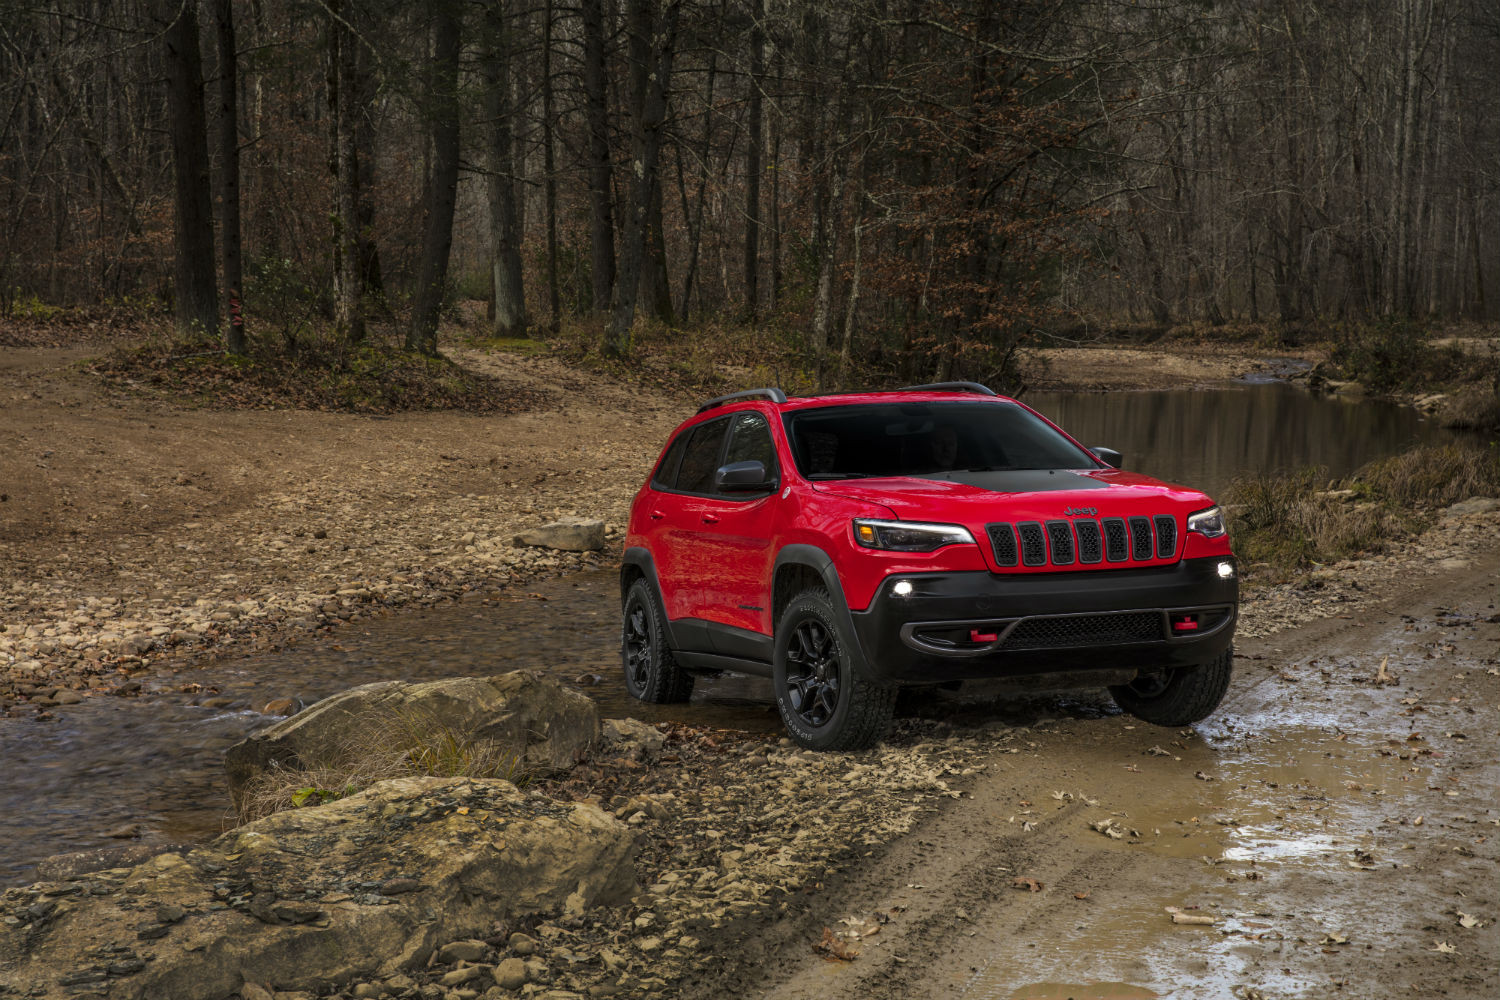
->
[2, 0, 1496, 394]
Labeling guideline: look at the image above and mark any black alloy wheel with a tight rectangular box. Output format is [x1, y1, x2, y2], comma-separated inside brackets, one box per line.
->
[783, 618, 842, 727]
[620, 578, 694, 703]
[772, 586, 895, 751]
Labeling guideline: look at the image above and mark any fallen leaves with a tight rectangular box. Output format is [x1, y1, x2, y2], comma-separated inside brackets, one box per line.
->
[1091, 817, 1125, 840]
[1373, 656, 1399, 686]
[1165, 906, 1217, 926]
[814, 927, 860, 962]
[1457, 912, 1484, 929]
[1431, 941, 1457, 954]
[1012, 876, 1044, 892]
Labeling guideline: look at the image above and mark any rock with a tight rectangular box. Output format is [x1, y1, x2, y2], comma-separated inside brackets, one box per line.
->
[438, 939, 489, 964]
[494, 958, 529, 990]
[440, 966, 487, 988]
[600, 719, 664, 755]
[0, 778, 635, 1000]
[261, 697, 302, 716]
[1445, 497, 1499, 517]
[224, 672, 599, 815]
[507, 932, 538, 956]
[240, 985, 275, 1000]
[35, 843, 187, 881]
[512, 519, 606, 552]
[1331, 380, 1367, 397]
[51, 690, 83, 705]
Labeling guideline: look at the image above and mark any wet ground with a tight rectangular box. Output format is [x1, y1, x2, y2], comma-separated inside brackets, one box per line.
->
[747, 557, 1499, 1000]
[0, 570, 782, 887]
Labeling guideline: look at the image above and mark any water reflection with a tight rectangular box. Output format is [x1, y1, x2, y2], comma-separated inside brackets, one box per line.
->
[1027, 383, 1460, 496]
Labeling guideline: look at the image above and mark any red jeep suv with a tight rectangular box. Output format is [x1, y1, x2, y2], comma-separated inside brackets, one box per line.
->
[621, 383, 1237, 750]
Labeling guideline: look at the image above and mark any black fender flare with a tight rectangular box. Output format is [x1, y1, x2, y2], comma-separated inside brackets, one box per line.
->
[771, 544, 876, 681]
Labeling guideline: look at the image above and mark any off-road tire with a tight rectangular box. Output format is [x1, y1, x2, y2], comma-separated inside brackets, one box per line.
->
[1109, 645, 1234, 726]
[773, 587, 896, 751]
[621, 578, 694, 703]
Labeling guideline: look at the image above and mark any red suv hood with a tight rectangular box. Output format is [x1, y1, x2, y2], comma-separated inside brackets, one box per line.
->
[814, 469, 1214, 572]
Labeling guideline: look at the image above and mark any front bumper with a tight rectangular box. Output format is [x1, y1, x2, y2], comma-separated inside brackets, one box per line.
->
[849, 557, 1237, 685]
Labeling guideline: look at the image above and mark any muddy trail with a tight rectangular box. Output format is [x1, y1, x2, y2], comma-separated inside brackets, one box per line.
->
[689, 558, 1499, 1000]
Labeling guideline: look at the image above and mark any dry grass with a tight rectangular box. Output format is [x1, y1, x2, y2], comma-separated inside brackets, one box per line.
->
[1360, 442, 1500, 506]
[1439, 385, 1500, 432]
[237, 706, 528, 823]
[1225, 443, 1500, 578]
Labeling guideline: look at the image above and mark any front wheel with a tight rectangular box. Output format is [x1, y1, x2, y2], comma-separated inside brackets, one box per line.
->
[621, 579, 694, 703]
[1109, 645, 1233, 726]
[773, 587, 895, 751]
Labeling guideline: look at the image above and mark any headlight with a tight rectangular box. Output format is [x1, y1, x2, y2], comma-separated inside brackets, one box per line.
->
[853, 519, 975, 552]
[1187, 505, 1227, 538]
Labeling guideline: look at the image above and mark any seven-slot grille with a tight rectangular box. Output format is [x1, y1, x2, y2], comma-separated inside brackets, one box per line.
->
[987, 515, 1179, 569]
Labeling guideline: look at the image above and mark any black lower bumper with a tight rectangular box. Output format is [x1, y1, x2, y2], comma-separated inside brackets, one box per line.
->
[849, 557, 1238, 685]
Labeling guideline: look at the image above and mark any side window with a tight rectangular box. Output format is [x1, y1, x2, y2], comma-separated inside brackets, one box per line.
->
[722, 412, 778, 482]
[650, 432, 690, 489]
[673, 418, 729, 494]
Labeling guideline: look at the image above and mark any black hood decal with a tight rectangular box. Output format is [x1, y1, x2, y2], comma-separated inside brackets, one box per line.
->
[911, 469, 1112, 493]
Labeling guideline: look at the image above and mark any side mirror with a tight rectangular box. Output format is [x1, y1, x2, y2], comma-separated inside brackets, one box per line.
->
[1092, 447, 1123, 469]
[715, 460, 774, 492]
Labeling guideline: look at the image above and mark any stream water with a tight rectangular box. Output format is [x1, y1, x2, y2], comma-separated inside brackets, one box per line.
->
[0, 380, 1468, 887]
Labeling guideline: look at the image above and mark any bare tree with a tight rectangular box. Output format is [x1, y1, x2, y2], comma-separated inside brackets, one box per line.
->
[484, 0, 526, 339]
[407, 1, 462, 356]
[161, 0, 219, 340]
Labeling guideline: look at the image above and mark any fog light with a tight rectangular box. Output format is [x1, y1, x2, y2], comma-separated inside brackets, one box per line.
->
[892, 580, 914, 597]
[1217, 561, 1235, 579]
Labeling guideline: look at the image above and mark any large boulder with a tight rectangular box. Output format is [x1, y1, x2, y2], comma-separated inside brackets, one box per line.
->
[512, 517, 606, 551]
[0, 777, 636, 1000]
[224, 672, 599, 816]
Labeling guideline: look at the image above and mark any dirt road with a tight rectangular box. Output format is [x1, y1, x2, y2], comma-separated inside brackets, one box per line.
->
[690, 557, 1498, 1000]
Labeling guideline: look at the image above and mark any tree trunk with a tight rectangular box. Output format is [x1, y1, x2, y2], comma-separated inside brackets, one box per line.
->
[604, 0, 679, 357]
[743, 0, 764, 318]
[407, 4, 462, 356]
[162, 0, 219, 341]
[678, 50, 718, 318]
[329, 0, 364, 343]
[212, 0, 244, 352]
[581, 0, 616, 312]
[541, 0, 562, 332]
[484, 1, 525, 339]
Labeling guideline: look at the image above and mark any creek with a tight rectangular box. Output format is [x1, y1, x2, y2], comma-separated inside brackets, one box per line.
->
[0, 380, 1464, 887]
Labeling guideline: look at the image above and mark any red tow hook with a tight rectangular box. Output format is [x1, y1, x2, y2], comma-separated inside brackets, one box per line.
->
[1170, 614, 1199, 633]
[969, 629, 999, 643]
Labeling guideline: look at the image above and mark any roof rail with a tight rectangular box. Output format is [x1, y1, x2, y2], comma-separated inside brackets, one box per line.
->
[696, 387, 789, 413]
[897, 381, 997, 396]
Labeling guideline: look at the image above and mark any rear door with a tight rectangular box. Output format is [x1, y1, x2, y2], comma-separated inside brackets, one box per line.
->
[649, 416, 730, 621]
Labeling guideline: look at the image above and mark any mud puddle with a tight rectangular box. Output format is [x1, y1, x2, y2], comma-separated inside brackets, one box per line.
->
[953, 602, 1498, 1000]
[0, 569, 780, 887]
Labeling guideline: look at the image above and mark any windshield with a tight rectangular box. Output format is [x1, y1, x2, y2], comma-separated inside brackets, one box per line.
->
[783, 401, 1099, 480]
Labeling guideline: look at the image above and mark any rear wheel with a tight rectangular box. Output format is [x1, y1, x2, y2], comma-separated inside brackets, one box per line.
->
[621, 579, 694, 703]
[1109, 645, 1233, 726]
[773, 587, 895, 751]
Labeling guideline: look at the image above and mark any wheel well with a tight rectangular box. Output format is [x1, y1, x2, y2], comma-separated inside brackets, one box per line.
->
[620, 565, 646, 606]
[773, 563, 826, 622]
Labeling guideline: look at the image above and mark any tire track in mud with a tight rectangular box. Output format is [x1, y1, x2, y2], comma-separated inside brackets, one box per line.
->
[734, 551, 1498, 1000]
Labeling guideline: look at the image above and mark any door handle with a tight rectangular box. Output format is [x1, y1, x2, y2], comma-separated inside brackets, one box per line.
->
[649, 510, 664, 520]
[701, 514, 720, 524]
